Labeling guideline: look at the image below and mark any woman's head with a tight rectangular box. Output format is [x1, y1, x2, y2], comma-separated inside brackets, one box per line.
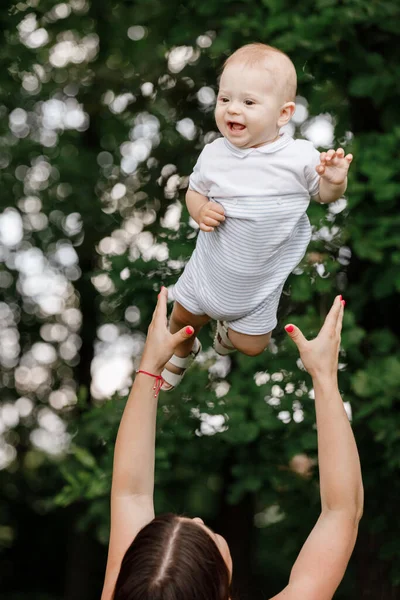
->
[113, 513, 233, 600]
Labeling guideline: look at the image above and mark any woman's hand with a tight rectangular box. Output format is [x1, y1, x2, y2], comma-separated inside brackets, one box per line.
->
[138, 287, 194, 375]
[285, 295, 345, 379]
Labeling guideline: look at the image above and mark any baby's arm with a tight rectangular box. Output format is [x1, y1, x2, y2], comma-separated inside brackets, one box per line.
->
[186, 189, 225, 232]
[316, 148, 353, 204]
[186, 189, 209, 222]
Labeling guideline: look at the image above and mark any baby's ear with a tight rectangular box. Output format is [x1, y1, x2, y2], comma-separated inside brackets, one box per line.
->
[278, 101, 296, 126]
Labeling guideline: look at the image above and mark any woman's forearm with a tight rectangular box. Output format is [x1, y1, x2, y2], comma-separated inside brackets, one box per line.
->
[313, 374, 363, 518]
[111, 373, 159, 497]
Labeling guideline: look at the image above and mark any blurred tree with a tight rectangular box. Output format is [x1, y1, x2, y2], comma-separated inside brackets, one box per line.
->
[0, 0, 399, 599]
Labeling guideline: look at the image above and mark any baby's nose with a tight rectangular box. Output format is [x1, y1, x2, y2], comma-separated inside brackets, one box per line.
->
[227, 101, 241, 114]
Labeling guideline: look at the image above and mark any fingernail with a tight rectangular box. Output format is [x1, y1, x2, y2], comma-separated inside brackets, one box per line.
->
[285, 325, 294, 333]
[186, 326, 194, 335]
[341, 300, 346, 306]
[339, 295, 342, 301]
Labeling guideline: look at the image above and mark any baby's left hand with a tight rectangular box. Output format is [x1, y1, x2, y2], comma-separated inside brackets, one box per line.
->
[316, 148, 353, 185]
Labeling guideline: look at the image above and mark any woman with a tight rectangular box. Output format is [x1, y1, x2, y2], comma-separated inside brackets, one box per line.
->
[101, 289, 363, 600]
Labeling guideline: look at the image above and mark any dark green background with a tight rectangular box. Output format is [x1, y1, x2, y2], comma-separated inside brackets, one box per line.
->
[1, 1, 399, 598]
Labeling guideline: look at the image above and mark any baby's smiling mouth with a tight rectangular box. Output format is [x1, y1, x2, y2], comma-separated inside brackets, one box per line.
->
[227, 121, 246, 131]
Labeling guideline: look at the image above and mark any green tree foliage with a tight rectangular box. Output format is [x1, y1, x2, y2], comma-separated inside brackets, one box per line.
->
[0, 1, 399, 598]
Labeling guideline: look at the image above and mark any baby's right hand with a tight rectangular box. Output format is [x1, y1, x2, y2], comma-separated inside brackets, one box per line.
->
[198, 201, 226, 232]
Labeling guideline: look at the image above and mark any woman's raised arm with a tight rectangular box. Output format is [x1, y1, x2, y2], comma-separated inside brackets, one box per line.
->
[272, 296, 363, 600]
[101, 287, 194, 600]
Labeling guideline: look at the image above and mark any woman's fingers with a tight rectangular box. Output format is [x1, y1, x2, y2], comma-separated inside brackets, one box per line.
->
[284, 323, 308, 351]
[171, 325, 194, 348]
[152, 286, 168, 325]
[153, 287, 194, 341]
[335, 299, 345, 336]
[320, 295, 342, 335]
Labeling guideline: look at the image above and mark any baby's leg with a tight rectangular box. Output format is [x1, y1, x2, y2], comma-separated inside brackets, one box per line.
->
[227, 328, 271, 357]
[164, 301, 211, 377]
[224, 284, 282, 356]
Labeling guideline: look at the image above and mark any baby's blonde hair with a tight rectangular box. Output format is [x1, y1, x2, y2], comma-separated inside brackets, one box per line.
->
[222, 43, 297, 103]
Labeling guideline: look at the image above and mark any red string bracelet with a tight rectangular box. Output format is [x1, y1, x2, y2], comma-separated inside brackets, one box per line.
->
[136, 370, 164, 397]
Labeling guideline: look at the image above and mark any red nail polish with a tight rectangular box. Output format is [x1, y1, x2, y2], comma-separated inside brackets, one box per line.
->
[341, 300, 346, 306]
[285, 325, 294, 333]
[339, 295, 342, 301]
[186, 326, 194, 335]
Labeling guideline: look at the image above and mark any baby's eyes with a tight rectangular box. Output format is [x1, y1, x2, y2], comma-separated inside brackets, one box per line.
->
[217, 97, 255, 105]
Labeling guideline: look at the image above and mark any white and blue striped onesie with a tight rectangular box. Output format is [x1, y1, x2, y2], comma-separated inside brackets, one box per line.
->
[173, 133, 321, 335]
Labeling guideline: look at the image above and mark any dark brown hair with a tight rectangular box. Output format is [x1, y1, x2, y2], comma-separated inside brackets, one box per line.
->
[113, 513, 231, 600]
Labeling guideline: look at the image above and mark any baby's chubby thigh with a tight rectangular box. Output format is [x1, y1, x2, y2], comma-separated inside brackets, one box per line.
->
[225, 286, 283, 356]
[170, 300, 211, 330]
[227, 328, 271, 357]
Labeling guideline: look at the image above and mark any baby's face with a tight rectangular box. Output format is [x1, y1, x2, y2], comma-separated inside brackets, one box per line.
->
[215, 62, 287, 148]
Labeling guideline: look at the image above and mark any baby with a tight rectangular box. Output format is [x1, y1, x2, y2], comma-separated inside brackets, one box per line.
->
[161, 43, 352, 390]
